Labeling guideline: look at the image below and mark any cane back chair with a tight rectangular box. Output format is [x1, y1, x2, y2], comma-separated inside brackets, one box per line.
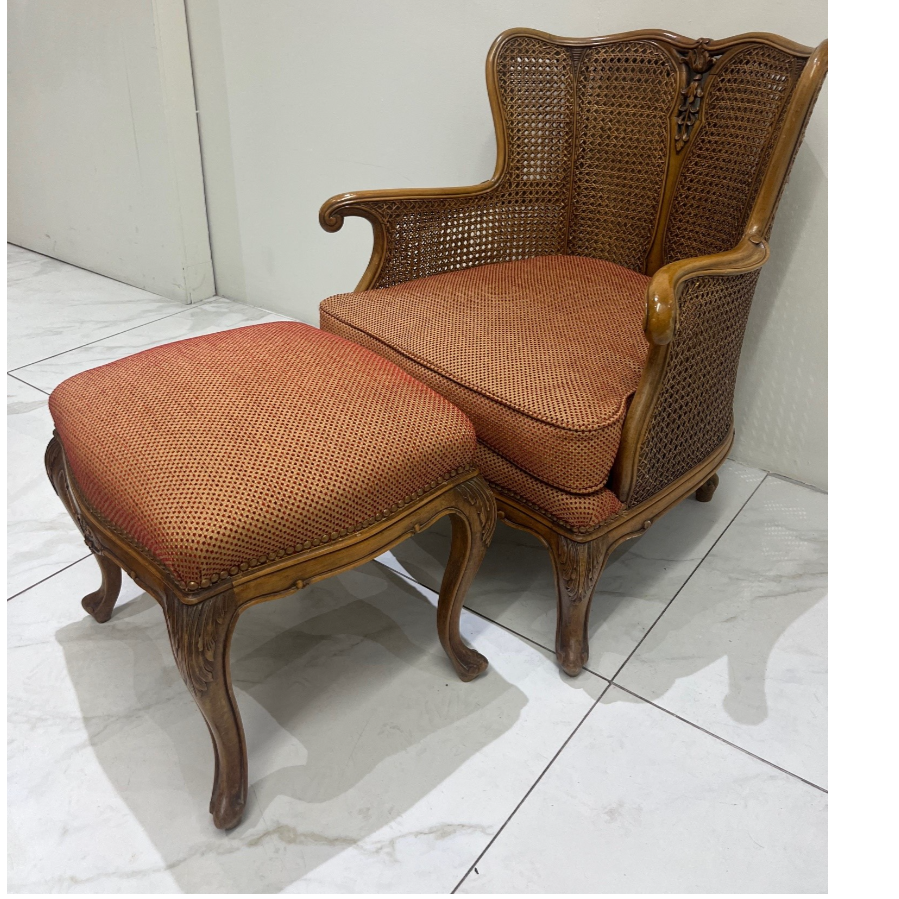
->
[319, 28, 827, 675]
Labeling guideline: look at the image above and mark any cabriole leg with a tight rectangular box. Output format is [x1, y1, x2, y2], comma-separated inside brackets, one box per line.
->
[550, 534, 609, 676]
[45, 435, 123, 622]
[435, 477, 496, 682]
[81, 554, 122, 623]
[163, 589, 247, 830]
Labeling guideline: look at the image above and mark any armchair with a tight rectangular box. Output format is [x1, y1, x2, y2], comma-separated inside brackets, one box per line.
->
[319, 28, 827, 675]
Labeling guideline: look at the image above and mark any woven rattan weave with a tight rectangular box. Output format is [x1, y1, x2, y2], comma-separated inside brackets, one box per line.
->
[320, 27, 826, 677]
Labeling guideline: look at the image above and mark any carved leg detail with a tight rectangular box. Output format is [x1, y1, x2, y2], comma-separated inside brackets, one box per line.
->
[46, 435, 124, 622]
[550, 535, 609, 677]
[81, 553, 122, 623]
[435, 478, 496, 682]
[163, 589, 247, 830]
[695, 472, 720, 503]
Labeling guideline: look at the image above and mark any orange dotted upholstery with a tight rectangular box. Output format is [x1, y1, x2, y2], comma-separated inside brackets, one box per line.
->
[321, 255, 650, 498]
[49, 323, 476, 590]
[474, 443, 623, 533]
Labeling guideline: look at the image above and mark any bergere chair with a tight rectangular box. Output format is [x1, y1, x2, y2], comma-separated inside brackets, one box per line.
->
[319, 29, 827, 675]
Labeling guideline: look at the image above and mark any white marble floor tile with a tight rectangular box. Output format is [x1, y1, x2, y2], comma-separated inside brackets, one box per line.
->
[382, 460, 766, 679]
[617, 476, 827, 787]
[457, 684, 827, 894]
[12, 297, 291, 393]
[7, 376, 89, 598]
[7, 244, 194, 370]
[8, 556, 604, 893]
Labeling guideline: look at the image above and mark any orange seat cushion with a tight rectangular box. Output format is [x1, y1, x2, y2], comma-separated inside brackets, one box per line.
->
[320, 255, 650, 496]
[474, 442, 624, 533]
[49, 322, 476, 590]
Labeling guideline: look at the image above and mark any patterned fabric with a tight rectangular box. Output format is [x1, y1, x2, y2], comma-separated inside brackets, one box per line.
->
[475, 442, 623, 533]
[49, 322, 476, 590]
[321, 255, 650, 495]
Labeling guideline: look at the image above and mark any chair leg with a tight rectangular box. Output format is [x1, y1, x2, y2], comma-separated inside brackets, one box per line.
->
[550, 534, 609, 676]
[81, 553, 122, 623]
[162, 589, 247, 830]
[435, 478, 496, 682]
[695, 472, 720, 502]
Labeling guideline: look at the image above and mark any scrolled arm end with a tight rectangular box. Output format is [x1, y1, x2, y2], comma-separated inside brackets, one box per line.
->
[644, 235, 770, 346]
[319, 193, 380, 233]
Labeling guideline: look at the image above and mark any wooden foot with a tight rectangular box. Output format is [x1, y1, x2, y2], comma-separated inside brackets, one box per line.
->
[550, 535, 609, 676]
[695, 472, 720, 503]
[81, 553, 122, 623]
[163, 589, 247, 830]
[435, 478, 496, 682]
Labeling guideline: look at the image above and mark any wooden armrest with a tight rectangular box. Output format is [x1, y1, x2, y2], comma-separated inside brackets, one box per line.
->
[644, 234, 770, 345]
[319, 182, 499, 233]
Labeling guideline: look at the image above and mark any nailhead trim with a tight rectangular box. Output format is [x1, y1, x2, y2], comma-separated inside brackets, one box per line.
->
[68, 463, 474, 593]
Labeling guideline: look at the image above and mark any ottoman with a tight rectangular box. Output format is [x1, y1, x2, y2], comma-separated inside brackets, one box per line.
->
[45, 321, 495, 830]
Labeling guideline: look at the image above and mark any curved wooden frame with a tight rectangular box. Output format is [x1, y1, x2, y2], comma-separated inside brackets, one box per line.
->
[319, 28, 827, 676]
[46, 434, 495, 829]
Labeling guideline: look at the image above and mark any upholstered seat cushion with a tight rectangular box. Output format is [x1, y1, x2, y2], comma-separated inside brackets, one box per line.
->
[320, 255, 651, 496]
[49, 322, 476, 590]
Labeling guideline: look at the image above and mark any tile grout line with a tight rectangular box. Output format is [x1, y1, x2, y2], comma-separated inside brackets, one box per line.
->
[611, 682, 828, 793]
[451, 680, 614, 894]
[6, 241, 183, 291]
[7, 554, 91, 602]
[7, 371, 50, 396]
[607, 474, 769, 685]
[377, 474, 774, 682]
[767, 471, 828, 495]
[7, 306, 207, 375]
[7, 295, 295, 380]
[378, 562, 563, 662]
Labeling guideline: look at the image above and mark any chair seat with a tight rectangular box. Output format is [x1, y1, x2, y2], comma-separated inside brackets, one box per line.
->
[320, 254, 651, 495]
[49, 322, 476, 590]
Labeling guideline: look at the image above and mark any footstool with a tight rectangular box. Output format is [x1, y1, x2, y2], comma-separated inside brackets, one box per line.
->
[45, 322, 495, 830]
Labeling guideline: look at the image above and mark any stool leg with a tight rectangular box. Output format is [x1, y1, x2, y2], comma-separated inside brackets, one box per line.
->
[81, 554, 122, 623]
[162, 589, 247, 830]
[436, 477, 496, 682]
[45, 435, 123, 622]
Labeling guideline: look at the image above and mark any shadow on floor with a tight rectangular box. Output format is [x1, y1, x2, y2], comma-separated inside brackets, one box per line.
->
[56, 562, 524, 892]
[389, 489, 825, 730]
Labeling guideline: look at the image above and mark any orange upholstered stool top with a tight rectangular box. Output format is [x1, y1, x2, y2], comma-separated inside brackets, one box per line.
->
[49, 322, 476, 591]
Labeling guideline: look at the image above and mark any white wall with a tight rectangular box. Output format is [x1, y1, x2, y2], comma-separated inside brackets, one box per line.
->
[8, 0, 214, 303]
[187, 0, 827, 488]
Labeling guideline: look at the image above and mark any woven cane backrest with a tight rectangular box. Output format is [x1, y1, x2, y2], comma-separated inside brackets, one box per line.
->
[493, 35, 575, 253]
[567, 42, 678, 272]
[348, 31, 816, 290]
[662, 43, 806, 264]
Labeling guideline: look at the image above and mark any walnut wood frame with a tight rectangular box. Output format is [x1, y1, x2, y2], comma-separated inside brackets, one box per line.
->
[45, 434, 495, 829]
[319, 28, 827, 676]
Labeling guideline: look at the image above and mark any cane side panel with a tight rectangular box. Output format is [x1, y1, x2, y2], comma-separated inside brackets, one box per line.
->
[366, 35, 574, 288]
[629, 271, 760, 506]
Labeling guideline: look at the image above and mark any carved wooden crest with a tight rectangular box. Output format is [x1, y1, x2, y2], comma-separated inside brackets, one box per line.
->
[675, 39, 716, 152]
